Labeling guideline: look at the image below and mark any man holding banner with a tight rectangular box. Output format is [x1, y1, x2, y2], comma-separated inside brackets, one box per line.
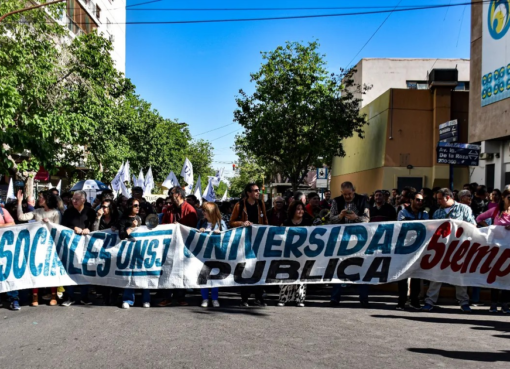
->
[422, 188, 476, 313]
[329, 181, 371, 308]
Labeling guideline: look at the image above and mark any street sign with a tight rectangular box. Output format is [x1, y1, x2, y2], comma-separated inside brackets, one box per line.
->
[436, 142, 481, 166]
[316, 167, 328, 188]
[439, 119, 458, 143]
[317, 167, 328, 179]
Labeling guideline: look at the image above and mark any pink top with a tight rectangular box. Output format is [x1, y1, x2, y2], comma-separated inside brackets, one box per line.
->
[476, 208, 510, 226]
[0, 207, 15, 225]
[488, 202, 499, 210]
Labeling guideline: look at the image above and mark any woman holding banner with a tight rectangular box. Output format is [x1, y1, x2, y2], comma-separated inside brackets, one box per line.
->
[119, 198, 151, 309]
[476, 189, 510, 313]
[278, 201, 312, 307]
[197, 202, 227, 308]
[16, 190, 61, 307]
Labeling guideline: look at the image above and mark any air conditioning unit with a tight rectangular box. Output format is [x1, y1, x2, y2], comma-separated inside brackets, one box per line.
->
[429, 68, 458, 88]
[479, 153, 494, 160]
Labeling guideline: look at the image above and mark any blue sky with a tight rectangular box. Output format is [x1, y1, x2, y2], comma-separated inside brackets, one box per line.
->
[125, 0, 472, 178]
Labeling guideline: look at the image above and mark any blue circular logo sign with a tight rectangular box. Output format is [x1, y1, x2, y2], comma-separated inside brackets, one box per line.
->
[488, 1, 510, 40]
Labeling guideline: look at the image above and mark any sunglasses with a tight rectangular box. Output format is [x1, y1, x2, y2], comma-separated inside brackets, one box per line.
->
[275, 201, 284, 204]
[252, 189, 260, 192]
[414, 198, 424, 202]
[132, 204, 140, 208]
[101, 205, 109, 209]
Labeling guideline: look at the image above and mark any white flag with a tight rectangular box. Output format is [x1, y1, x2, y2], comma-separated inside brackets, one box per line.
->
[56, 180, 62, 195]
[144, 167, 154, 195]
[6, 178, 16, 200]
[120, 180, 131, 199]
[202, 177, 216, 202]
[193, 175, 202, 205]
[162, 171, 180, 189]
[220, 189, 228, 202]
[137, 169, 145, 190]
[209, 168, 224, 187]
[180, 158, 194, 188]
[123, 160, 131, 184]
[111, 162, 124, 191]
[132, 174, 137, 187]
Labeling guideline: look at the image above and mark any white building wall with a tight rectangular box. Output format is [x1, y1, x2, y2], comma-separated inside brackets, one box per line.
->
[471, 140, 510, 189]
[351, 58, 470, 107]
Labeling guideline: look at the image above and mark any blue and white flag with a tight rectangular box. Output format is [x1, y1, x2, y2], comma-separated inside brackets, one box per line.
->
[162, 171, 180, 189]
[180, 158, 194, 188]
[202, 177, 216, 202]
[193, 175, 202, 205]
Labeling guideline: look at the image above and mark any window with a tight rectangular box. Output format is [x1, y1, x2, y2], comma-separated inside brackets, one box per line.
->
[455, 82, 470, 91]
[407, 81, 428, 90]
[96, 5, 101, 20]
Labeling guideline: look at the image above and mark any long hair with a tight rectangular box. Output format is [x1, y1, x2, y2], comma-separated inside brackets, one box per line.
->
[202, 201, 222, 229]
[498, 189, 510, 214]
[40, 191, 58, 210]
[287, 200, 304, 220]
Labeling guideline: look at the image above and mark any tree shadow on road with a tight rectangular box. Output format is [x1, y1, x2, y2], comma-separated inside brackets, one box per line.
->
[407, 348, 510, 362]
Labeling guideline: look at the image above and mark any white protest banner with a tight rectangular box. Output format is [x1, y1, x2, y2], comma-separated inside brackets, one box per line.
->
[202, 177, 216, 202]
[144, 167, 154, 196]
[180, 158, 193, 188]
[111, 162, 124, 192]
[193, 175, 202, 205]
[1, 220, 510, 293]
[6, 178, 16, 201]
[123, 161, 131, 184]
[162, 171, 180, 189]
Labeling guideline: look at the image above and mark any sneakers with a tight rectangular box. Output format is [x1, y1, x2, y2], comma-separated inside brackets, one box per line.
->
[201, 299, 209, 308]
[212, 300, 220, 308]
[31, 294, 39, 307]
[142, 302, 150, 308]
[421, 303, 434, 312]
[277, 302, 285, 307]
[9, 300, 20, 311]
[297, 303, 305, 307]
[61, 298, 75, 307]
[489, 303, 498, 313]
[252, 299, 267, 307]
[460, 304, 472, 313]
[240, 300, 249, 307]
[80, 299, 92, 305]
[501, 304, 510, 314]
[395, 304, 405, 311]
[121, 302, 130, 309]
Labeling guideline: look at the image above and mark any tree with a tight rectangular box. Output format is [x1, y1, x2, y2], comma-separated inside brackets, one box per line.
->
[234, 41, 368, 192]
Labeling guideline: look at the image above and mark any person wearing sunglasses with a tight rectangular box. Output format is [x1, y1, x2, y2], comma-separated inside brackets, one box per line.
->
[118, 198, 151, 309]
[93, 199, 119, 232]
[396, 192, 429, 310]
[476, 189, 510, 313]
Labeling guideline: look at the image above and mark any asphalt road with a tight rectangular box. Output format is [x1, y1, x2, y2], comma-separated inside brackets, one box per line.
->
[1, 289, 509, 368]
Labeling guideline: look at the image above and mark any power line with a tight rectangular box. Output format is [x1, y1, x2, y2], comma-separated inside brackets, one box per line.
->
[209, 129, 243, 142]
[7, 1, 487, 26]
[345, 0, 404, 69]
[126, 0, 163, 9]
[126, 5, 458, 11]
[194, 122, 237, 137]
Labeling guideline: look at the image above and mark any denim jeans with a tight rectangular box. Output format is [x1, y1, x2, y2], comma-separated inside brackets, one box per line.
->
[331, 284, 369, 302]
[201, 288, 219, 300]
[123, 289, 151, 306]
[7, 290, 19, 301]
[66, 285, 90, 301]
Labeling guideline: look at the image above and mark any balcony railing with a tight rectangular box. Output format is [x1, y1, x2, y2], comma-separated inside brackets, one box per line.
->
[65, 15, 85, 37]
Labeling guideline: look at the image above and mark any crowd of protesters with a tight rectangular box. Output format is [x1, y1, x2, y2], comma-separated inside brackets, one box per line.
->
[1, 180, 509, 314]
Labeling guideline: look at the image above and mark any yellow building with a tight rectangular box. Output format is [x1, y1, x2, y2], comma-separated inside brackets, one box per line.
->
[331, 79, 470, 196]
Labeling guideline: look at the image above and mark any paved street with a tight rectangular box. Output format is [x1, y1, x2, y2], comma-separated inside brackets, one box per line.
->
[1, 289, 509, 368]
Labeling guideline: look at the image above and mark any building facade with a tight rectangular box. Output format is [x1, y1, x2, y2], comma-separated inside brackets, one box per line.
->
[57, 0, 126, 73]
[469, 1, 510, 190]
[350, 58, 470, 107]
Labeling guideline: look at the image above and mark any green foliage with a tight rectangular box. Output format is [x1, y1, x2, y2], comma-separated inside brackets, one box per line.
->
[0, 0, 214, 188]
[234, 40, 367, 191]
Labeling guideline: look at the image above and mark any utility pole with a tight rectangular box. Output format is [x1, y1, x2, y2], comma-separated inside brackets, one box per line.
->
[0, 0, 66, 24]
